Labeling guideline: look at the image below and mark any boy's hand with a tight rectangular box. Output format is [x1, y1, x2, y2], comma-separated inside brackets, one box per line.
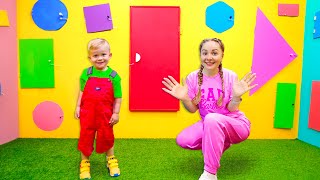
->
[110, 113, 119, 126]
[75, 106, 80, 119]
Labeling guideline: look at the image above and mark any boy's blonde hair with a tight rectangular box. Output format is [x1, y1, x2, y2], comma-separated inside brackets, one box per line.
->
[87, 38, 110, 52]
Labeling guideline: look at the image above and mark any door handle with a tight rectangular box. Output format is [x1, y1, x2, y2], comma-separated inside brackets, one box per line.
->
[135, 53, 141, 63]
[130, 53, 141, 65]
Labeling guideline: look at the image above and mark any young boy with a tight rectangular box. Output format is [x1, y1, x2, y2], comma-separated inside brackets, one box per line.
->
[75, 38, 122, 179]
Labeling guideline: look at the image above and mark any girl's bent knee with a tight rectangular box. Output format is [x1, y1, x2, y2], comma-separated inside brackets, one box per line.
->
[176, 134, 187, 148]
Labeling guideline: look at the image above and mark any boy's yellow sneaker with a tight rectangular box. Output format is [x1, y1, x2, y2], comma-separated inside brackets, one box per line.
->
[80, 160, 91, 179]
[107, 155, 120, 177]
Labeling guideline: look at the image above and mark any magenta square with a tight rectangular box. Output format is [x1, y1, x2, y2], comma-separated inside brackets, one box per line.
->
[83, 3, 113, 33]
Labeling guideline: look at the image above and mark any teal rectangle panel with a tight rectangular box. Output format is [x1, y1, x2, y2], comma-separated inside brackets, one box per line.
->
[298, 0, 320, 148]
[19, 39, 54, 88]
[274, 83, 296, 128]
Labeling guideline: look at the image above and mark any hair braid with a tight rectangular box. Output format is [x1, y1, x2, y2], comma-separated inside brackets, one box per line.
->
[217, 63, 224, 107]
[192, 65, 204, 105]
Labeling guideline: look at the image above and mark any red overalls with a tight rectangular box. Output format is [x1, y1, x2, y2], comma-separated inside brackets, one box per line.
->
[78, 69, 115, 157]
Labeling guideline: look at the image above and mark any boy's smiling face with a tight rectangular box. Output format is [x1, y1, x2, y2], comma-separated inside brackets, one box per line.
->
[88, 45, 112, 71]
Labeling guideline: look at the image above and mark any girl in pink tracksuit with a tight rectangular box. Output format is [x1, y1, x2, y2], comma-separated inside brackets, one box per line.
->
[162, 38, 257, 180]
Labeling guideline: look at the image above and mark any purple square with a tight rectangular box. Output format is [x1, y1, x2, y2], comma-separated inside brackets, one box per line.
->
[83, 4, 113, 33]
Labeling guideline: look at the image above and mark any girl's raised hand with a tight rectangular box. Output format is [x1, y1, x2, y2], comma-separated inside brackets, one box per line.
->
[162, 76, 189, 101]
[232, 72, 258, 98]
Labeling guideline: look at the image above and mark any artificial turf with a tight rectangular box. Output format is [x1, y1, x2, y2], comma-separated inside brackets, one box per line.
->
[1, 139, 319, 179]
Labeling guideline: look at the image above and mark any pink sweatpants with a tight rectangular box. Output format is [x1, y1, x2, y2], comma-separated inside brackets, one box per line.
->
[176, 113, 250, 174]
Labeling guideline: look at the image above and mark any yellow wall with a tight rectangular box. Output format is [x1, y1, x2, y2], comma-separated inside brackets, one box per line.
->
[18, 0, 305, 139]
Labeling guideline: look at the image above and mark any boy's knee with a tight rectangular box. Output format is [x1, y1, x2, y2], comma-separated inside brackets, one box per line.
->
[79, 146, 93, 157]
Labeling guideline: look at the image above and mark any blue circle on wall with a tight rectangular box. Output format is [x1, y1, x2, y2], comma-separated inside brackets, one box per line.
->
[32, 0, 68, 31]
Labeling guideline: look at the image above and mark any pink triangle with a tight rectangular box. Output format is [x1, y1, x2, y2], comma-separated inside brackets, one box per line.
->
[250, 8, 297, 95]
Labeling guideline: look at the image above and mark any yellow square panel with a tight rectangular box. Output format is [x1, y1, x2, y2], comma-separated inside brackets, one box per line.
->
[0, 10, 10, 26]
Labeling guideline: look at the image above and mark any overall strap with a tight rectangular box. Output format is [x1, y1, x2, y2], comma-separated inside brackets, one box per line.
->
[110, 70, 117, 78]
[87, 66, 93, 75]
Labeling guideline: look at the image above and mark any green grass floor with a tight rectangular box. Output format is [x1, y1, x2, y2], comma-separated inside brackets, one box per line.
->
[1, 139, 320, 180]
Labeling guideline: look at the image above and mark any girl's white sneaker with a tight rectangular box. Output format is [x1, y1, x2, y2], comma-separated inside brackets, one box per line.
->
[199, 170, 217, 180]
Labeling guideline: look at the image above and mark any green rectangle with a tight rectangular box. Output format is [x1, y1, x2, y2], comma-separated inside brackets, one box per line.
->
[19, 39, 54, 88]
[274, 83, 296, 128]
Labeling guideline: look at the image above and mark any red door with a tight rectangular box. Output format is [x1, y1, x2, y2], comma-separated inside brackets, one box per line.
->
[130, 6, 180, 111]
[308, 81, 320, 131]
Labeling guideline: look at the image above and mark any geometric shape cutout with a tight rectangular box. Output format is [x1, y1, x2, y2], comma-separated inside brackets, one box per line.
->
[313, 11, 320, 39]
[308, 81, 320, 131]
[0, 10, 10, 26]
[250, 8, 298, 95]
[274, 83, 296, 129]
[33, 101, 64, 131]
[205, 1, 234, 33]
[31, 0, 68, 31]
[19, 39, 55, 88]
[83, 3, 113, 33]
[278, 4, 299, 17]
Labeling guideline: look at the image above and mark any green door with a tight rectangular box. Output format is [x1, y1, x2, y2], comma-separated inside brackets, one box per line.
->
[19, 39, 54, 88]
[274, 83, 297, 128]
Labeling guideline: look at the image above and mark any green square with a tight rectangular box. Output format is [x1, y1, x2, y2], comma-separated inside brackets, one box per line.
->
[19, 39, 54, 88]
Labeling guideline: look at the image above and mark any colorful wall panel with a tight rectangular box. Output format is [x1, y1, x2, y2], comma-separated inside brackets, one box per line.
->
[19, 39, 54, 88]
[274, 83, 296, 129]
[278, 4, 299, 17]
[298, 0, 320, 148]
[250, 8, 297, 95]
[314, 10, 320, 39]
[0, 10, 10, 26]
[31, 0, 68, 31]
[16, 0, 305, 139]
[0, 0, 18, 145]
[83, 3, 113, 33]
[308, 81, 320, 131]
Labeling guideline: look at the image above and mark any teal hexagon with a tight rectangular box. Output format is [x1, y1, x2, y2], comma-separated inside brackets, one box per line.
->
[206, 1, 234, 33]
